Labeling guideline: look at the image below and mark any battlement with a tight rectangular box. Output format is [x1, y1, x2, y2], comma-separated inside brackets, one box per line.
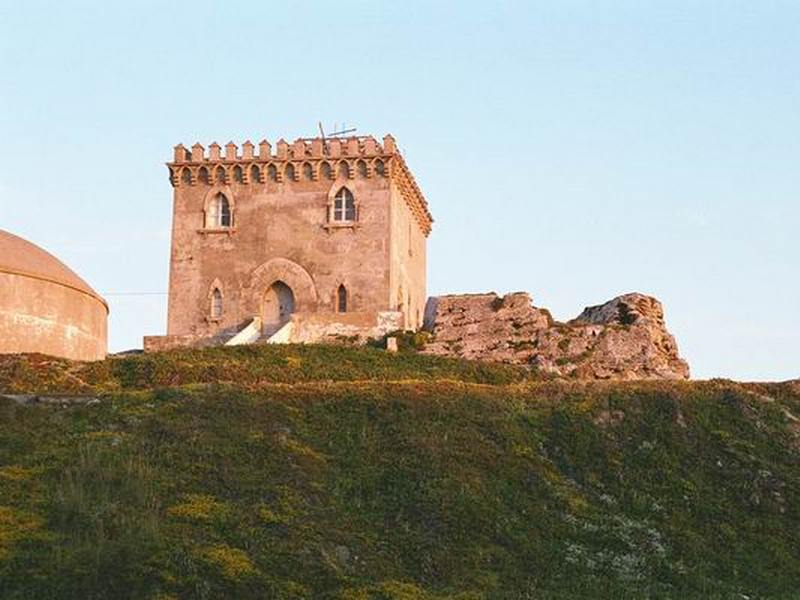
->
[170, 134, 397, 164]
[167, 133, 432, 234]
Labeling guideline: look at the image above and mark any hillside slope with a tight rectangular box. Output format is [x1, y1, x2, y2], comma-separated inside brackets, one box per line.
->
[1, 346, 799, 599]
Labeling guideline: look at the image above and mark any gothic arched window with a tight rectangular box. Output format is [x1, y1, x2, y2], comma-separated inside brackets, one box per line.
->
[208, 193, 232, 228]
[333, 188, 356, 223]
[302, 162, 313, 181]
[211, 288, 223, 319]
[233, 165, 244, 183]
[267, 164, 278, 181]
[357, 160, 367, 177]
[249, 165, 260, 183]
[337, 284, 347, 313]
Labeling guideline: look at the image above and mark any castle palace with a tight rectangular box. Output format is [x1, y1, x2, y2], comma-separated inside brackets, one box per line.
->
[145, 134, 432, 351]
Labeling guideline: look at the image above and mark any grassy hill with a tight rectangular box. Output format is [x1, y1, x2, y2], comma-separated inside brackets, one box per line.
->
[0, 345, 799, 599]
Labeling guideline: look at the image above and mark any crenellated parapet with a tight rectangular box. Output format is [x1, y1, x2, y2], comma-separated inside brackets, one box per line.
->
[167, 133, 432, 235]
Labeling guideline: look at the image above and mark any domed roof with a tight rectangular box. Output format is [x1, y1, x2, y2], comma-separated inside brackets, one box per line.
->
[0, 229, 107, 309]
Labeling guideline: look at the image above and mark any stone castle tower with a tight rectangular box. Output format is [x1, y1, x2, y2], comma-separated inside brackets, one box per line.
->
[145, 134, 432, 350]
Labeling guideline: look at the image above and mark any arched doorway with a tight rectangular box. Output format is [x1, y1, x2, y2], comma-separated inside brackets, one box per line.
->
[262, 281, 294, 336]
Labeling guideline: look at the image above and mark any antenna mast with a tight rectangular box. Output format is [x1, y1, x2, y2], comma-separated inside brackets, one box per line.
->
[317, 121, 357, 138]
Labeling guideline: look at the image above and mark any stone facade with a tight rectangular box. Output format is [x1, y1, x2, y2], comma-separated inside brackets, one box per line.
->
[423, 292, 689, 380]
[0, 230, 108, 361]
[145, 134, 432, 350]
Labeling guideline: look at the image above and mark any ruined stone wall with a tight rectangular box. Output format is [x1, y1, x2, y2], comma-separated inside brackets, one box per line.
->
[423, 292, 689, 380]
[0, 272, 107, 361]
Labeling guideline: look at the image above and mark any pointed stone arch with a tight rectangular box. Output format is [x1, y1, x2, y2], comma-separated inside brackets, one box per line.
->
[181, 167, 193, 185]
[246, 163, 260, 184]
[232, 165, 244, 183]
[197, 166, 210, 184]
[246, 258, 318, 315]
[214, 165, 227, 184]
[302, 161, 314, 181]
[319, 161, 332, 180]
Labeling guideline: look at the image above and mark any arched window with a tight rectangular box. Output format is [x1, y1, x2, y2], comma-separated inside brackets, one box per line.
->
[181, 168, 192, 185]
[285, 163, 295, 181]
[215, 166, 226, 184]
[250, 165, 261, 183]
[357, 160, 367, 177]
[333, 187, 356, 223]
[233, 165, 244, 183]
[302, 162, 313, 181]
[211, 288, 223, 319]
[198, 167, 210, 184]
[207, 193, 232, 228]
[374, 159, 385, 177]
[267, 164, 278, 181]
[337, 284, 347, 313]
[338, 162, 350, 179]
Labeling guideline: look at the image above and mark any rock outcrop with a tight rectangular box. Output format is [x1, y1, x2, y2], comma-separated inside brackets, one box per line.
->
[422, 292, 689, 380]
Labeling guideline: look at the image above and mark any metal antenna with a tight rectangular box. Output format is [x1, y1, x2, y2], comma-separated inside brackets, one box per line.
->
[316, 121, 358, 138]
[329, 123, 357, 137]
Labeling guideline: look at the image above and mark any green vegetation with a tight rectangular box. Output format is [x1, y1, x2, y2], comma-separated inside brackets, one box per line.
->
[0, 345, 529, 394]
[0, 345, 799, 598]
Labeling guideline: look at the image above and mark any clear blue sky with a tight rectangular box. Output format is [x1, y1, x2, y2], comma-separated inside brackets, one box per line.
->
[1, 1, 797, 380]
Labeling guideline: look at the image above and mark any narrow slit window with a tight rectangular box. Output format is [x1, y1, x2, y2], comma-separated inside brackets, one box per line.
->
[337, 285, 347, 312]
[211, 288, 223, 318]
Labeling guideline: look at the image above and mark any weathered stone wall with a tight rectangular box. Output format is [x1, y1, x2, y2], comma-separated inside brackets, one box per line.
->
[0, 272, 107, 361]
[159, 135, 433, 346]
[423, 292, 689, 380]
[166, 174, 393, 339]
[287, 311, 403, 344]
[389, 179, 427, 329]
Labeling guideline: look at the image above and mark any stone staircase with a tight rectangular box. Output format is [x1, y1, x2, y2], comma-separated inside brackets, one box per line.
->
[223, 317, 294, 346]
[223, 317, 262, 346]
